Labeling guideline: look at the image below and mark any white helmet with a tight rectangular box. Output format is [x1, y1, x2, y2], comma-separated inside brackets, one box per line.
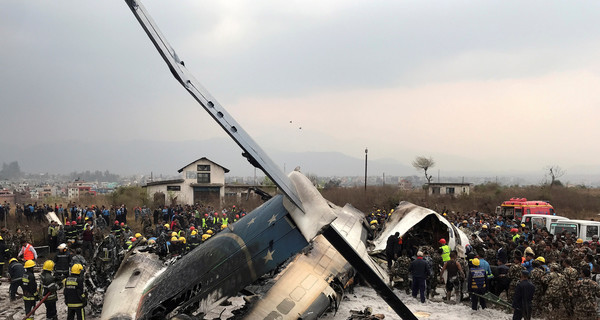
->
[57, 243, 67, 250]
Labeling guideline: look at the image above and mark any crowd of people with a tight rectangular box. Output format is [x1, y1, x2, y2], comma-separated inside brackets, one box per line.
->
[383, 208, 600, 320]
[0, 202, 248, 319]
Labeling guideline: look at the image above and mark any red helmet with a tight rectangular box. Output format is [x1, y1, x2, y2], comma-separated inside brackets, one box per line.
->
[120, 222, 125, 226]
[439, 238, 446, 244]
[190, 226, 195, 231]
[222, 213, 227, 216]
[115, 221, 119, 225]
[214, 212, 218, 217]
[242, 213, 246, 217]
[72, 221, 77, 226]
[204, 213, 208, 218]
[235, 215, 239, 219]
[76, 216, 81, 220]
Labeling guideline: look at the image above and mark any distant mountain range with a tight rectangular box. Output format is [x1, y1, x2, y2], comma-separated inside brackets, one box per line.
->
[2, 139, 600, 186]
[0, 138, 413, 177]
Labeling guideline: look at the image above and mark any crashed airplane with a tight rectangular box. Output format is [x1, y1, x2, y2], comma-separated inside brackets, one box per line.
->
[372, 201, 470, 257]
[102, 1, 425, 319]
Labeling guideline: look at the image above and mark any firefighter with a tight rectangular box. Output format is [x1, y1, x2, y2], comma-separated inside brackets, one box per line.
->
[54, 243, 71, 280]
[188, 230, 201, 251]
[8, 258, 24, 301]
[22, 260, 38, 320]
[178, 236, 187, 254]
[40, 260, 59, 320]
[64, 263, 86, 320]
[0, 235, 8, 279]
[201, 214, 209, 230]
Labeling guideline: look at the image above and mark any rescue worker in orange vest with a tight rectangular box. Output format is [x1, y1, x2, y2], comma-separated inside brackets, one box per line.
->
[64, 264, 86, 320]
[18, 239, 37, 261]
[22, 260, 38, 320]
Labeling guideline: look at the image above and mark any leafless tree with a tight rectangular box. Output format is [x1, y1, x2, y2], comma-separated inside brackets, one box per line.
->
[412, 156, 435, 184]
[545, 165, 565, 187]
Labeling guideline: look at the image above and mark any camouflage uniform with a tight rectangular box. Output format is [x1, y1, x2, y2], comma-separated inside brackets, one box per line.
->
[562, 266, 579, 314]
[545, 249, 559, 264]
[507, 263, 525, 302]
[394, 256, 411, 294]
[529, 267, 546, 317]
[543, 269, 567, 318]
[573, 278, 600, 320]
[420, 245, 440, 298]
[484, 248, 496, 266]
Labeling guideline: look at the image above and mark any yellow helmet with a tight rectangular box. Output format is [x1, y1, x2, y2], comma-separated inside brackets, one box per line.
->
[206, 230, 214, 235]
[471, 258, 480, 266]
[171, 232, 177, 237]
[370, 220, 378, 225]
[24, 260, 36, 269]
[191, 230, 198, 236]
[71, 263, 83, 275]
[171, 236, 178, 242]
[179, 236, 186, 244]
[43, 260, 55, 271]
[536, 256, 546, 263]
[201, 234, 211, 241]
[0, 235, 3, 240]
[521, 224, 526, 228]
[9, 258, 18, 264]
[135, 233, 142, 238]
[577, 238, 584, 244]
[221, 224, 227, 230]
[164, 224, 170, 229]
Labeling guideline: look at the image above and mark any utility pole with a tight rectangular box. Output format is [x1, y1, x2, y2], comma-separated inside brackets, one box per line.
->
[364, 148, 368, 191]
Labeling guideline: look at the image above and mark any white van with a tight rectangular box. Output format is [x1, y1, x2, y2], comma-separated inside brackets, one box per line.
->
[521, 214, 568, 231]
[549, 219, 600, 241]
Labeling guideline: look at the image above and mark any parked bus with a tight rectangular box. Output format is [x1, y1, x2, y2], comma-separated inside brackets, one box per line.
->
[496, 198, 555, 220]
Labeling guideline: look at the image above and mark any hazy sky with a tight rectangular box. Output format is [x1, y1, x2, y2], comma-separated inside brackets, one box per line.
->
[2, 1, 600, 176]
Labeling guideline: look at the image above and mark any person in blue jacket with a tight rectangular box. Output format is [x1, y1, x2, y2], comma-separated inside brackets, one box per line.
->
[468, 258, 488, 311]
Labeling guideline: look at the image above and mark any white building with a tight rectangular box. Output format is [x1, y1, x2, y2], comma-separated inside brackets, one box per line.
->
[144, 157, 229, 206]
[427, 182, 472, 196]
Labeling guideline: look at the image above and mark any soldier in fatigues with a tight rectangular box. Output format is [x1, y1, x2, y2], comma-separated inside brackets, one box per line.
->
[507, 255, 525, 302]
[542, 263, 567, 319]
[528, 260, 546, 318]
[394, 251, 411, 294]
[421, 245, 440, 299]
[573, 268, 600, 320]
[561, 258, 579, 315]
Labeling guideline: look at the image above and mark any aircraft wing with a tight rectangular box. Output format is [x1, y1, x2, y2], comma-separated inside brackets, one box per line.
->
[123, 0, 303, 212]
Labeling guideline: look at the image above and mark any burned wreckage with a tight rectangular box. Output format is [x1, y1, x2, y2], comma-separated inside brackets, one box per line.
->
[99, 1, 468, 319]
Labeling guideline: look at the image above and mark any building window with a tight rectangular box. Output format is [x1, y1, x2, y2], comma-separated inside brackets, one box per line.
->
[197, 173, 210, 183]
[447, 187, 455, 194]
[432, 187, 441, 194]
[167, 185, 181, 191]
[197, 165, 211, 171]
[186, 171, 196, 179]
